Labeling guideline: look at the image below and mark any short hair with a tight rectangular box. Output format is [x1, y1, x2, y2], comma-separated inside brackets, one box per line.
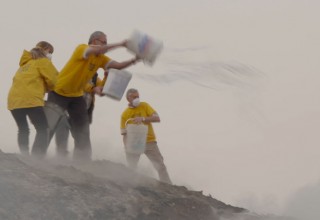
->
[88, 31, 106, 44]
[126, 88, 138, 99]
[30, 41, 54, 59]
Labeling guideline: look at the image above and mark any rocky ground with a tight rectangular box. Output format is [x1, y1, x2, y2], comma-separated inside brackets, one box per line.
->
[0, 150, 295, 220]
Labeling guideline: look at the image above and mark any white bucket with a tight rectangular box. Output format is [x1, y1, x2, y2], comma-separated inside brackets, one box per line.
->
[43, 101, 69, 142]
[43, 102, 66, 131]
[125, 120, 148, 154]
[102, 69, 132, 101]
[126, 30, 163, 65]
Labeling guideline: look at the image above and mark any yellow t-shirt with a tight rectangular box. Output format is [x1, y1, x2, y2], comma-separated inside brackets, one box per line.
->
[54, 44, 111, 97]
[121, 102, 157, 142]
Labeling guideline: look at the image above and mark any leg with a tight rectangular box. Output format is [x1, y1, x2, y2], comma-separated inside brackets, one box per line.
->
[28, 107, 49, 158]
[55, 115, 70, 158]
[87, 102, 94, 124]
[145, 142, 172, 184]
[68, 97, 92, 161]
[10, 109, 30, 155]
[46, 92, 69, 142]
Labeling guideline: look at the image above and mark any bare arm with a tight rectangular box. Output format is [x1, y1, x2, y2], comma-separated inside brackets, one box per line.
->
[106, 55, 140, 70]
[133, 112, 160, 124]
[84, 40, 126, 58]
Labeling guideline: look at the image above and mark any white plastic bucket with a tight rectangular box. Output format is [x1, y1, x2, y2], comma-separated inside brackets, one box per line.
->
[125, 120, 148, 154]
[43, 102, 66, 131]
[126, 30, 163, 65]
[102, 69, 132, 101]
[43, 101, 69, 142]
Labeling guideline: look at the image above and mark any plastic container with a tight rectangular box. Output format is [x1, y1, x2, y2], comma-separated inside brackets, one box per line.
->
[43, 101, 69, 142]
[102, 69, 132, 101]
[126, 30, 163, 65]
[125, 119, 148, 154]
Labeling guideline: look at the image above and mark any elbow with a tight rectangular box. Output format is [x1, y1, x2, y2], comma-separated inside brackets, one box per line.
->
[109, 62, 122, 70]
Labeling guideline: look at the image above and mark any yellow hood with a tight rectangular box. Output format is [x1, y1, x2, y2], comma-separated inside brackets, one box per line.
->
[7, 52, 58, 110]
[19, 50, 32, 66]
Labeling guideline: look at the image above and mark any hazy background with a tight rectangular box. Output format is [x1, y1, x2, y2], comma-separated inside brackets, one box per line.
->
[1, 0, 320, 219]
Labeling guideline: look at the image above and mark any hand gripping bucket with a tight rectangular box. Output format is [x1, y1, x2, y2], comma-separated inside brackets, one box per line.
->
[126, 30, 163, 65]
[125, 119, 148, 154]
[102, 69, 132, 101]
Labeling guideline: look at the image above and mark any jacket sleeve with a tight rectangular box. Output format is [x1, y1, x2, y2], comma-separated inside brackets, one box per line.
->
[39, 59, 58, 91]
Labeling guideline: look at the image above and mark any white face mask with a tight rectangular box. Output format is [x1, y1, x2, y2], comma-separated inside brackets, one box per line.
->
[46, 53, 52, 60]
[132, 98, 140, 107]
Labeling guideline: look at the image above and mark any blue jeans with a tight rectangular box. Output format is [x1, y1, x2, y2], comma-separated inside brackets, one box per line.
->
[11, 107, 49, 157]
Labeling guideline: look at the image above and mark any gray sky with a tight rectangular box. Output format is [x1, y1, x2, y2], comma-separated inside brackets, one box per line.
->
[1, 0, 320, 218]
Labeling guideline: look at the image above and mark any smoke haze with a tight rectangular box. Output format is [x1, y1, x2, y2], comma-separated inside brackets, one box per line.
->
[1, 1, 320, 219]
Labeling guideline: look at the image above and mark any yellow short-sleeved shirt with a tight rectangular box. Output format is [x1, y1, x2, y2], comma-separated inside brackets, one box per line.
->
[121, 102, 157, 143]
[54, 44, 111, 97]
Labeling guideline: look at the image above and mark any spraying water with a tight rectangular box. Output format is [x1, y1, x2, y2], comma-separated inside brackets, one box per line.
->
[135, 47, 268, 126]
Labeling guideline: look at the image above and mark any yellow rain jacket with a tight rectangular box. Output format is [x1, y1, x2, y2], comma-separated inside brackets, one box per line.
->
[7, 50, 58, 110]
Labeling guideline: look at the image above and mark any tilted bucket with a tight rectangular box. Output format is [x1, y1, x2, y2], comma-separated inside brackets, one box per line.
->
[125, 119, 148, 154]
[126, 30, 163, 65]
[102, 69, 132, 101]
[43, 101, 69, 142]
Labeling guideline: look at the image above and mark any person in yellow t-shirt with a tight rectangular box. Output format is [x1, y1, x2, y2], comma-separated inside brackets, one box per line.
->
[47, 31, 140, 161]
[121, 88, 172, 184]
[7, 41, 58, 157]
[54, 71, 108, 158]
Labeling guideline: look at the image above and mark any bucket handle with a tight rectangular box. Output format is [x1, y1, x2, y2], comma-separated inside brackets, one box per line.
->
[125, 118, 146, 127]
[125, 118, 135, 127]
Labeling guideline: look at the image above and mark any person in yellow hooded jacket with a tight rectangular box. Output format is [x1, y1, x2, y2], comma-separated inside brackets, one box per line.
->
[7, 41, 58, 157]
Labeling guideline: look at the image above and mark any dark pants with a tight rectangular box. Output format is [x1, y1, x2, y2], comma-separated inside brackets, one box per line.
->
[11, 107, 49, 157]
[55, 114, 71, 157]
[54, 97, 95, 158]
[48, 91, 92, 160]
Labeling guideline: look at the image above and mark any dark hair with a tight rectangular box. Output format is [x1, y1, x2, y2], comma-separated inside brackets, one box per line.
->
[126, 88, 138, 99]
[88, 31, 106, 44]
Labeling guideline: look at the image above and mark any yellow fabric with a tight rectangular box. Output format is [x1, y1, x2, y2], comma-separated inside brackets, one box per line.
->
[54, 44, 111, 97]
[7, 50, 58, 110]
[121, 102, 157, 142]
[83, 76, 106, 105]
[83, 76, 105, 93]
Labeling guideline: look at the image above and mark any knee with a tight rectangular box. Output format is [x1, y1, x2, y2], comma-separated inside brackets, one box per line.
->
[18, 128, 30, 135]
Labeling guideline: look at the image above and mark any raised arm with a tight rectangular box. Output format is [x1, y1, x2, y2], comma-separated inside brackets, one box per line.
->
[106, 55, 140, 70]
[84, 40, 127, 58]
